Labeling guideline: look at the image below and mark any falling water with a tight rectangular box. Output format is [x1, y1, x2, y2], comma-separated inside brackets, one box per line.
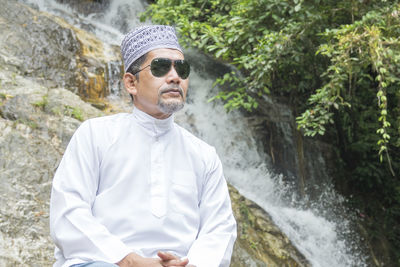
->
[19, 0, 368, 266]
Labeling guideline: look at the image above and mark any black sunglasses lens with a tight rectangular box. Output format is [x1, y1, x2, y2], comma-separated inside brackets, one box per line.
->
[175, 60, 190, 79]
[150, 58, 190, 79]
[151, 58, 171, 77]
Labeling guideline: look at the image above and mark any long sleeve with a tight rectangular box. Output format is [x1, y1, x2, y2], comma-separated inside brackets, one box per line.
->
[50, 120, 132, 266]
[186, 151, 237, 267]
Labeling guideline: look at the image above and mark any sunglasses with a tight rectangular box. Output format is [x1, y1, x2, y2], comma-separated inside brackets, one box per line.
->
[133, 58, 190, 79]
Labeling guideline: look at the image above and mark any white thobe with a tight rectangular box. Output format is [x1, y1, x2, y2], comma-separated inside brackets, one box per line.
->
[50, 107, 237, 267]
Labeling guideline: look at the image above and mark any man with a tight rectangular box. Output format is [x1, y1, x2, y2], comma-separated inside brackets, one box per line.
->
[50, 25, 237, 267]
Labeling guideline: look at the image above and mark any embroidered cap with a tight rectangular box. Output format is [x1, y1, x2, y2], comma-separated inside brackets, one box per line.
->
[121, 25, 183, 72]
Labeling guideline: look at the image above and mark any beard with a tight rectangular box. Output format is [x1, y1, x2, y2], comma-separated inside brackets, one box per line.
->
[157, 85, 185, 114]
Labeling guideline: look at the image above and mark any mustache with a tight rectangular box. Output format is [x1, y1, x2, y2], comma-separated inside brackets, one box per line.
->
[159, 85, 184, 97]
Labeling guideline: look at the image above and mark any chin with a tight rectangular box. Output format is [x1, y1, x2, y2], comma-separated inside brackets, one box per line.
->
[158, 99, 185, 114]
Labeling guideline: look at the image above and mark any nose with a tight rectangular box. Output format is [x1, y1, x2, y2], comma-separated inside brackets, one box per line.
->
[166, 64, 181, 84]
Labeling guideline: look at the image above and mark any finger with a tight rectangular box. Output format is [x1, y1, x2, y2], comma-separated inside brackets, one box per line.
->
[163, 264, 189, 267]
[157, 251, 179, 261]
[177, 258, 189, 266]
[161, 258, 189, 266]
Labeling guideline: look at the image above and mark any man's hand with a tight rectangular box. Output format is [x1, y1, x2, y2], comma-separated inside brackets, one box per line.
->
[157, 251, 189, 267]
[117, 252, 192, 267]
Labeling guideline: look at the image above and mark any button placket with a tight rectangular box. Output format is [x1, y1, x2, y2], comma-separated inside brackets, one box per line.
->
[150, 135, 166, 218]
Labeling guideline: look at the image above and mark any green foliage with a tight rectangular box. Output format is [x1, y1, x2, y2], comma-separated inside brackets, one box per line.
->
[12, 118, 39, 130]
[11, 73, 17, 86]
[0, 92, 13, 102]
[144, 0, 400, 262]
[144, 0, 399, 158]
[296, 8, 400, 171]
[32, 95, 48, 110]
[143, 0, 325, 109]
[249, 241, 259, 250]
[64, 105, 84, 121]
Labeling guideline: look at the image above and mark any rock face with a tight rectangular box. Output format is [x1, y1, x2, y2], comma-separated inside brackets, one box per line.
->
[230, 185, 309, 267]
[0, 0, 123, 102]
[249, 95, 337, 199]
[0, 0, 309, 266]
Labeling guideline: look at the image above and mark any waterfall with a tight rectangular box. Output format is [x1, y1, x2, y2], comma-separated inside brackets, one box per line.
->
[19, 0, 368, 266]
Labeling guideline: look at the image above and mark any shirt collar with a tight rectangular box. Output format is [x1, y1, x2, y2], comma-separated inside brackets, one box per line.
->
[132, 107, 174, 137]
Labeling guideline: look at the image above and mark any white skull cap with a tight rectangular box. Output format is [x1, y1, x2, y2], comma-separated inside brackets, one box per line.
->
[121, 25, 183, 72]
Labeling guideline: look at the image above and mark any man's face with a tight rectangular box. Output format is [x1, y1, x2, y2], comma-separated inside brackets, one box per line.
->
[124, 48, 189, 119]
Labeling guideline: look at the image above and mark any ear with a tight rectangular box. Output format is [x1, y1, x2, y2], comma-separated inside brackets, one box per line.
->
[123, 73, 138, 96]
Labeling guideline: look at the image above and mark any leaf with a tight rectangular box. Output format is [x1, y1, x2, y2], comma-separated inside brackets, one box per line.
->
[190, 32, 198, 39]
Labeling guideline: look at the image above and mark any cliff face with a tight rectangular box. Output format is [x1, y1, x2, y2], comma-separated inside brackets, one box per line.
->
[0, 1, 308, 266]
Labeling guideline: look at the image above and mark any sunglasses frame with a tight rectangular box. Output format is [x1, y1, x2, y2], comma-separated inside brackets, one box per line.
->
[132, 57, 190, 80]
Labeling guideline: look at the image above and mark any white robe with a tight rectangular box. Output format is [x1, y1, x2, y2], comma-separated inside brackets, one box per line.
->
[50, 108, 237, 267]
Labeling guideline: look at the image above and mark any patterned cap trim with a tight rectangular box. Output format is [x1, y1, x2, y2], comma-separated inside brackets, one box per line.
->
[121, 25, 183, 72]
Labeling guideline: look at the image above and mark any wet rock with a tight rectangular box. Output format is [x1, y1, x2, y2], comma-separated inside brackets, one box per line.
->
[229, 185, 310, 267]
[0, 30, 103, 265]
[0, 117, 57, 266]
[250, 95, 337, 199]
[0, 0, 123, 103]
[0, 0, 80, 89]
